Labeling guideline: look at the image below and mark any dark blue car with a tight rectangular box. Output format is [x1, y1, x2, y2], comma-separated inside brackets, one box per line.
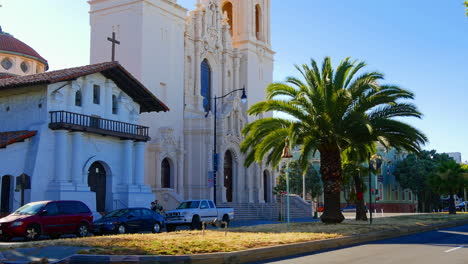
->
[93, 208, 164, 235]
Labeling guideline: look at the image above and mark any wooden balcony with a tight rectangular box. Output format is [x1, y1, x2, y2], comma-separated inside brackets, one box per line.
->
[49, 111, 150, 142]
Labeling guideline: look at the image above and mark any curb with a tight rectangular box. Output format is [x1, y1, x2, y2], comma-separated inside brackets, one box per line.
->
[54, 219, 468, 264]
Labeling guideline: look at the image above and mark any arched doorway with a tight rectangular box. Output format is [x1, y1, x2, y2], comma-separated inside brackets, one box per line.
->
[88, 162, 107, 212]
[161, 158, 171, 188]
[1, 175, 12, 213]
[224, 151, 233, 202]
[263, 170, 270, 203]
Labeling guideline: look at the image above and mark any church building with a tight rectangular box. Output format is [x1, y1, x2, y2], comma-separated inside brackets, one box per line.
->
[0, 26, 168, 213]
[89, 0, 277, 209]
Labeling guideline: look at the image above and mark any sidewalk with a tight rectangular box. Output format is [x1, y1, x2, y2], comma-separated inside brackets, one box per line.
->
[0, 246, 84, 264]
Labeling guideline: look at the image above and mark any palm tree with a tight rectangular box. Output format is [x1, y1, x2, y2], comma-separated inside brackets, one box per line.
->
[342, 144, 376, 221]
[241, 57, 427, 223]
[428, 160, 468, 214]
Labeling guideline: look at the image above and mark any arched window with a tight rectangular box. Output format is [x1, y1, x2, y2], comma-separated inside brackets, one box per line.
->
[161, 158, 171, 188]
[75, 90, 82, 107]
[255, 4, 261, 40]
[222, 2, 233, 36]
[112, 95, 118, 114]
[201, 59, 212, 113]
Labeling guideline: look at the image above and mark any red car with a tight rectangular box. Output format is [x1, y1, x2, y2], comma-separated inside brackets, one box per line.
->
[0, 200, 93, 241]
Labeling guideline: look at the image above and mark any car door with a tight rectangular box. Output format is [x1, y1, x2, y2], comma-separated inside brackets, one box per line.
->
[40, 202, 61, 234]
[141, 209, 155, 230]
[199, 201, 217, 222]
[57, 202, 78, 234]
[125, 209, 143, 232]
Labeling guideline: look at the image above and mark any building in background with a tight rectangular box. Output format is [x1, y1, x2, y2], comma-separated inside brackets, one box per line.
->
[446, 152, 462, 163]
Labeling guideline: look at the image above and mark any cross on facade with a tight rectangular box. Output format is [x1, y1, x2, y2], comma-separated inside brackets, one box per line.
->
[107, 31, 120, 62]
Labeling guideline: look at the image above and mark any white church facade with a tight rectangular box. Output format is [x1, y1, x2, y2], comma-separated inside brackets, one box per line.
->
[89, 0, 277, 209]
[0, 29, 168, 213]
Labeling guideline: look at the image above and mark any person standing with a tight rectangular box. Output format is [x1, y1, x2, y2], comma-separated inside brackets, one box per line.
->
[152, 200, 163, 214]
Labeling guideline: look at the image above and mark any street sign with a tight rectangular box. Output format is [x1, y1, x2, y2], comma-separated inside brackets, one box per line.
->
[208, 171, 214, 187]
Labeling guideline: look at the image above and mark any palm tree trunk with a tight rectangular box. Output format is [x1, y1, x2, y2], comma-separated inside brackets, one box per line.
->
[320, 147, 345, 224]
[353, 172, 367, 221]
[449, 190, 456, 215]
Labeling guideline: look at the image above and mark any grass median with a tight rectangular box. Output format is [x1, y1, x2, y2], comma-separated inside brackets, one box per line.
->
[4, 213, 468, 256]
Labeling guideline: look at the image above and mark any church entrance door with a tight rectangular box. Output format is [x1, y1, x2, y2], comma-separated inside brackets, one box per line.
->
[224, 151, 233, 202]
[88, 162, 107, 212]
[1, 175, 12, 213]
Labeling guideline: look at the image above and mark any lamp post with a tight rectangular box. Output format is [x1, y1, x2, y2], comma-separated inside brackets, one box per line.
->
[212, 87, 247, 205]
[368, 154, 382, 225]
[282, 140, 293, 228]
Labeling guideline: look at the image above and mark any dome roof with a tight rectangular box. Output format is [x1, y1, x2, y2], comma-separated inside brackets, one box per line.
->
[0, 26, 48, 70]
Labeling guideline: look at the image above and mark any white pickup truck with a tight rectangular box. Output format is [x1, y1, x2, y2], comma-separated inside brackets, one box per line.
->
[165, 200, 234, 232]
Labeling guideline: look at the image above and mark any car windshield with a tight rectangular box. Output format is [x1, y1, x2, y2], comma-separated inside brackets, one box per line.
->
[103, 209, 129, 218]
[177, 201, 200, 209]
[13, 202, 46, 215]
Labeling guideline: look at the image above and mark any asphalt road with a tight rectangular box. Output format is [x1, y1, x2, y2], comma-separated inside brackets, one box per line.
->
[250, 224, 468, 264]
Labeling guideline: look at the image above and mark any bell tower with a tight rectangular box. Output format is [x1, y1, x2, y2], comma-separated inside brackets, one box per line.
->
[219, 0, 274, 120]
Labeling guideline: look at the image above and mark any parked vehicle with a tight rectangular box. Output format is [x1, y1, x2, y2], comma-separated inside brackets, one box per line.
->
[165, 200, 234, 232]
[456, 202, 467, 212]
[93, 208, 164, 235]
[0, 200, 93, 241]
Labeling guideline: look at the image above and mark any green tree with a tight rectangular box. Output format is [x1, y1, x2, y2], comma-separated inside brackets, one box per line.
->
[273, 160, 323, 199]
[241, 57, 427, 223]
[428, 160, 468, 214]
[395, 150, 451, 212]
[465, 1, 468, 16]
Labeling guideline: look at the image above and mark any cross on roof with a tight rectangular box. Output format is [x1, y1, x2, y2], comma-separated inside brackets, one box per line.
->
[107, 31, 120, 62]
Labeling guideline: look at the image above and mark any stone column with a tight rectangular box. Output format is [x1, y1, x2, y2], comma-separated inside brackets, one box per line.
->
[177, 153, 184, 197]
[248, 166, 255, 203]
[122, 140, 133, 185]
[155, 150, 162, 189]
[54, 130, 69, 183]
[71, 132, 84, 185]
[134, 142, 145, 186]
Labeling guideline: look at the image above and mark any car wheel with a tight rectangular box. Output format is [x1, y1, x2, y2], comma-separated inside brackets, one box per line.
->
[117, 224, 126, 234]
[152, 222, 161, 233]
[221, 215, 230, 228]
[76, 223, 89, 238]
[166, 224, 176, 232]
[25, 225, 41, 241]
[191, 216, 202, 230]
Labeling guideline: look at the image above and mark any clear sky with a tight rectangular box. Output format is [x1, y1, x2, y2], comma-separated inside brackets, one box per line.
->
[1, 0, 467, 160]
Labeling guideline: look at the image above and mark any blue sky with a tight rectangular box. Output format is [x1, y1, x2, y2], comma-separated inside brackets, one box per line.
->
[1, 0, 467, 160]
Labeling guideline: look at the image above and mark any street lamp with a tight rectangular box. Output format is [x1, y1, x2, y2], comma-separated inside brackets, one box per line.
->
[282, 140, 293, 228]
[212, 86, 247, 205]
[368, 154, 382, 225]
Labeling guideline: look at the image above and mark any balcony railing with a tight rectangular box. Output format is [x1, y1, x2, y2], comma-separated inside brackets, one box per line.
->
[49, 111, 150, 142]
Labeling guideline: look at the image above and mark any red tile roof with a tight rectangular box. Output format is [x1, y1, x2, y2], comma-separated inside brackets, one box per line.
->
[0, 61, 169, 113]
[0, 131, 37, 149]
[0, 30, 48, 69]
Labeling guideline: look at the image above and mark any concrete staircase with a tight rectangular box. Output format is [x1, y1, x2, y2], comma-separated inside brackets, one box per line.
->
[219, 195, 312, 221]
